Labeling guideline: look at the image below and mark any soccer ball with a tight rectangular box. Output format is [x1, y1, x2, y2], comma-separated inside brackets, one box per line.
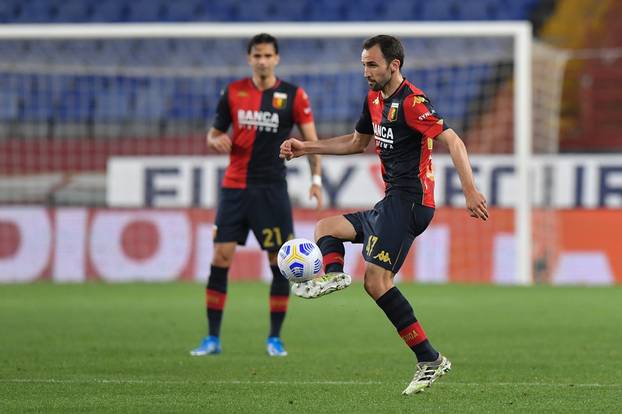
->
[277, 238, 323, 283]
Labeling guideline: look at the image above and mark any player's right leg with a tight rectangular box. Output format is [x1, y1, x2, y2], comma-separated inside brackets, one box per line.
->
[190, 241, 236, 356]
[291, 215, 356, 299]
[191, 188, 249, 356]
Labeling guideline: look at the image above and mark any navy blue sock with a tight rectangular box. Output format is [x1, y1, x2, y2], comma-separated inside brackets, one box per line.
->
[375, 287, 439, 362]
[317, 235, 345, 273]
[269, 265, 290, 338]
[206, 265, 228, 337]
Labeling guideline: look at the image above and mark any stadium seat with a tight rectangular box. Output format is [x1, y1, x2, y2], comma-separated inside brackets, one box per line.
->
[0, 91, 19, 120]
[0, 0, 543, 132]
[94, 89, 132, 121]
[91, 0, 129, 22]
[127, 0, 165, 22]
[132, 81, 168, 120]
[12, 0, 56, 23]
[54, 0, 92, 22]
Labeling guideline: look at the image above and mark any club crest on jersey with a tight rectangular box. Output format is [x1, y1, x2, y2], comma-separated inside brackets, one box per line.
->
[272, 92, 287, 109]
[387, 102, 399, 122]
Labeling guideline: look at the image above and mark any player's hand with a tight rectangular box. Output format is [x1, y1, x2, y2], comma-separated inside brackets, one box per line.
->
[207, 134, 232, 154]
[465, 189, 488, 221]
[279, 138, 306, 160]
[309, 184, 324, 210]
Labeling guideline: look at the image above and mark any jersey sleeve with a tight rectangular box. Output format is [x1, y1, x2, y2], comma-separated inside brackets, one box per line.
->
[355, 96, 373, 135]
[292, 87, 314, 125]
[403, 95, 449, 139]
[212, 87, 232, 132]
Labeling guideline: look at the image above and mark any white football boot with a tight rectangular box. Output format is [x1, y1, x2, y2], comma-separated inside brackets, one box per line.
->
[291, 272, 352, 299]
[402, 354, 452, 395]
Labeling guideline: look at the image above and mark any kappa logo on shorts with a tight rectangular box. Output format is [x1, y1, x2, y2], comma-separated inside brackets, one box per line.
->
[373, 250, 392, 264]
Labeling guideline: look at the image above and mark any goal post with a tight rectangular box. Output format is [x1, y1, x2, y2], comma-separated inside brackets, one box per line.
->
[0, 22, 534, 284]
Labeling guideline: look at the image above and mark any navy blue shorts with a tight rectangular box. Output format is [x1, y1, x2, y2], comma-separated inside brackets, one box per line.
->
[214, 183, 293, 251]
[344, 195, 434, 273]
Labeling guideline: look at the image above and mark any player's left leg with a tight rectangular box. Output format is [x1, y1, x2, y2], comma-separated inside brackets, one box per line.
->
[363, 263, 450, 394]
[362, 198, 449, 394]
[265, 250, 289, 356]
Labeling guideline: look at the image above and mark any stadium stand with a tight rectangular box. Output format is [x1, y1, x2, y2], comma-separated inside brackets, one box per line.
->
[0, 0, 568, 202]
[0, 0, 542, 135]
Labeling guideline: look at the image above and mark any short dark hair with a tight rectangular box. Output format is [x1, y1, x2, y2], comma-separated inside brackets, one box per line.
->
[247, 33, 279, 55]
[363, 35, 404, 69]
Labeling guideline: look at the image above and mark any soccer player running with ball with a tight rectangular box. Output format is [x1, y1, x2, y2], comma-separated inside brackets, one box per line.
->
[280, 35, 488, 394]
[191, 33, 323, 357]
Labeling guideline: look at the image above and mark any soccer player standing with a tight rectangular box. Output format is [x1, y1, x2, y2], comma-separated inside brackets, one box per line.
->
[280, 35, 488, 393]
[191, 33, 323, 357]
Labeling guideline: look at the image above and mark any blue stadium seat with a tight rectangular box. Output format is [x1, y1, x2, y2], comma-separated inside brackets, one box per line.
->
[0, 0, 543, 129]
[455, 0, 492, 20]
[266, 1, 307, 21]
[21, 90, 54, 121]
[0, 1, 18, 23]
[12, 0, 57, 23]
[94, 88, 132, 121]
[0, 0, 541, 23]
[54, 0, 92, 22]
[0, 91, 19, 120]
[163, 0, 202, 21]
[419, 1, 458, 20]
[91, 0, 128, 22]
[306, 0, 344, 21]
[127, 0, 165, 22]
[132, 80, 168, 120]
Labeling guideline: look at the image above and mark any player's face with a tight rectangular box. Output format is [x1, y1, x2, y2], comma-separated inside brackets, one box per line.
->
[248, 43, 280, 79]
[361, 45, 397, 91]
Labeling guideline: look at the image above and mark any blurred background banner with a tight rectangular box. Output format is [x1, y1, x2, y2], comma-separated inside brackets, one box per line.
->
[0, 207, 620, 284]
[103, 155, 622, 209]
[0, 0, 621, 284]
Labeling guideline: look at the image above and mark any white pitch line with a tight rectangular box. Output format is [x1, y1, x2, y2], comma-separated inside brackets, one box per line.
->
[0, 379, 381, 385]
[1, 379, 620, 388]
[438, 382, 622, 388]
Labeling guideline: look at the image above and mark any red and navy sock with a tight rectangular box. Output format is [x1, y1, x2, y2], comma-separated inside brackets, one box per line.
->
[206, 265, 228, 337]
[317, 235, 345, 273]
[269, 265, 290, 338]
[375, 287, 439, 362]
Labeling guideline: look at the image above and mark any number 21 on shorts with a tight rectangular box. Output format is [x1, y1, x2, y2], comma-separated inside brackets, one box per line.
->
[262, 227, 283, 248]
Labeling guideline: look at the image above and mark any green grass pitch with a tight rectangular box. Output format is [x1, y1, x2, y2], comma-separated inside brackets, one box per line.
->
[1, 282, 621, 413]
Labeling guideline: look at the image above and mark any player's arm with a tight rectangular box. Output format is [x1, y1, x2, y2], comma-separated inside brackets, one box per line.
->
[436, 129, 488, 221]
[280, 131, 371, 160]
[298, 122, 321, 176]
[207, 127, 232, 153]
[298, 122, 323, 210]
[206, 86, 233, 154]
[282, 93, 373, 159]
